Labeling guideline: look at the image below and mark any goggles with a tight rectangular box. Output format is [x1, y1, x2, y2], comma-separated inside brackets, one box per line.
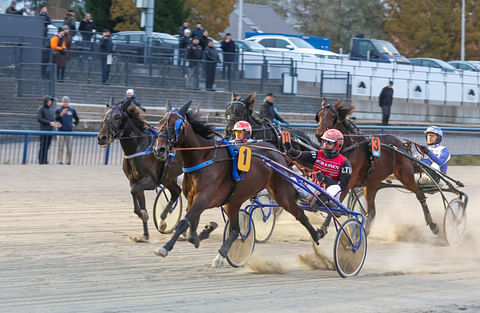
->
[322, 139, 335, 146]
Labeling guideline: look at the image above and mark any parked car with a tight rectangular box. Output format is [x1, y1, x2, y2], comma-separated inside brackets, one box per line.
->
[349, 36, 410, 64]
[112, 31, 176, 62]
[447, 60, 480, 72]
[245, 35, 339, 58]
[236, 40, 267, 53]
[409, 58, 458, 72]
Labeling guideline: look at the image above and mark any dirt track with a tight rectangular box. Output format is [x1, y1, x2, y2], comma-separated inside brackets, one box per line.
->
[1, 165, 479, 313]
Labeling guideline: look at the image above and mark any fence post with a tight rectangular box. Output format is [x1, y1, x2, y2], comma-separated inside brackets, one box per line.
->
[22, 134, 29, 165]
[320, 70, 324, 98]
[260, 57, 268, 93]
[104, 144, 111, 165]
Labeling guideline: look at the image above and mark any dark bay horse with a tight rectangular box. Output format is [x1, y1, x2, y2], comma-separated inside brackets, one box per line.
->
[315, 100, 439, 235]
[225, 93, 319, 151]
[97, 98, 184, 242]
[152, 101, 323, 263]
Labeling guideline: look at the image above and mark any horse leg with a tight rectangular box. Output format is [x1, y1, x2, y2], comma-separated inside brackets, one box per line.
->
[394, 167, 439, 235]
[154, 198, 207, 257]
[218, 204, 241, 257]
[158, 180, 182, 232]
[187, 215, 201, 248]
[364, 184, 379, 236]
[130, 178, 155, 242]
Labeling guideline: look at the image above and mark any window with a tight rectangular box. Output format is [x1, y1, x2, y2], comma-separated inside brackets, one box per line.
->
[357, 40, 375, 58]
[259, 39, 275, 48]
[275, 39, 289, 49]
[129, 34, 144, 42]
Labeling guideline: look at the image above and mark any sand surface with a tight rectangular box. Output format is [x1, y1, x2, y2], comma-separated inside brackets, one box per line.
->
[1, 165, 479, 313]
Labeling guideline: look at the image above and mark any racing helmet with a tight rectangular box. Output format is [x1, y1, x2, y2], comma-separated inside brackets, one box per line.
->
[126, 89, 135, 97]
[321, 129, 344, 151]
[233, 120, 252, 140]
[424, 126, 443, 144]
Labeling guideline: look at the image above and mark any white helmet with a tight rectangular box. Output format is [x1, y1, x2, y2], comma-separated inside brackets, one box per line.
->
[126, 89, 135, 96]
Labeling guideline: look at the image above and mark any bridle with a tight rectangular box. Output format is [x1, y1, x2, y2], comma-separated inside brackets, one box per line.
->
[101, 104, 128, 140]
[156, 109, 186, 154]
[318, 103, 338, 133]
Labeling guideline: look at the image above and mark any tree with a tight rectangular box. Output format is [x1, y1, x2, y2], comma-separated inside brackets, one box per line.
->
[111, 0, 140, 31]
[85, 0, 115, 31]
[291, 0, 385, 53]
[154, 0, 189, 34]
[185, 0, 235, 39]
[384, 0, 480, 60]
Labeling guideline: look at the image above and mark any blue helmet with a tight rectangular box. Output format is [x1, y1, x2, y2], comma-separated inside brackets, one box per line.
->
[424, 126, 443, 144]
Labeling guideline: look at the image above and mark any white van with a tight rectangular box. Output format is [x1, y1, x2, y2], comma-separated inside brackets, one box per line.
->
[245, 35, 339, 59]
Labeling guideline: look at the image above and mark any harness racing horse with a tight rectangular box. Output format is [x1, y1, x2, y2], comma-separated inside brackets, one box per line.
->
[152, 101, 324, 263]
[315, 100, 439, 236]
[225, 92, 319, 151]
[97, 98, 185, 242]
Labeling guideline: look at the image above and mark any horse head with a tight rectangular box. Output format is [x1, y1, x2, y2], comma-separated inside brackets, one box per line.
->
[97, 98, 145, 147]
[225, 92, 256, 137]
[315, 99, 354, 142]
[154, 101, 191, 161]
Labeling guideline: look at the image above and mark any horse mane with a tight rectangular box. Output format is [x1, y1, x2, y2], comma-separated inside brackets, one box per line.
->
[336, 102, 352, 121]
[124, 102, 150, 131]
[185, 110, 215, 139]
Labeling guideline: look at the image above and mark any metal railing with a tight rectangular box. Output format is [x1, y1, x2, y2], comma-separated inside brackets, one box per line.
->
[1, 126, 479, 166]
[0, 44, 351, 99]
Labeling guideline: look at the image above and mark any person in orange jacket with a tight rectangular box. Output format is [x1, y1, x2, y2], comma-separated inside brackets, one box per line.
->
[50, 27, 68, 82]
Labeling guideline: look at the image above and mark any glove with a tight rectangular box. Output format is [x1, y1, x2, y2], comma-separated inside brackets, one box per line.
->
[419, 145, 430, 154]
[283, 141, 292, 153]
[315, 172, 327, 183]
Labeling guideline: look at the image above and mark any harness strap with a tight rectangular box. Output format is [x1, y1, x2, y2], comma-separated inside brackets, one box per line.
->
[183, 160, 214, 172]
[123, 130, 155, 160]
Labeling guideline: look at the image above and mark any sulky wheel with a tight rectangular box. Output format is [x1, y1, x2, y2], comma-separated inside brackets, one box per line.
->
[346, 188, 367, 216]
[333, 218, 367, 278]
[250, 194, 276, 244]
[153, 186, 183, 234]
[223, 210, 256, 268]
[443, 198, 467, 246]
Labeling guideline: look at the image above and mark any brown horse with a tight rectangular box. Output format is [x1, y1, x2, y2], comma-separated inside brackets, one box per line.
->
[97, 98, 184, 242]
[152, 101, 323, 262]
[315, 100, 439, 235]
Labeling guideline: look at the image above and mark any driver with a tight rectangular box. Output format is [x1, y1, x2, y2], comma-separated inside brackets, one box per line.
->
[415, 126, 450, 185]
[232, 120, 254, 143]
[283, 128, 352, 238]
[416, 126, 450, 174]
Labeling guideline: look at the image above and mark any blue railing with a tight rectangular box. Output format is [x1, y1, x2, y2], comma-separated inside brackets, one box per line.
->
[1, 126, 479, 165]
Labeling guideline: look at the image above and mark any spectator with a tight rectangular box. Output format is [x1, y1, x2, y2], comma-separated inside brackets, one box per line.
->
[193, 23, 204, 39]
[221, 33, 236, 79]
[100, 29, 113, 84]
[379, 81, 394, 125]
[186, 37, 203, 90]
[178, 28, 191, 67]
[178, 21, 189, 37]
[204, 39, 220, 91]
[123, 89, 144, 111]
[259, 93, 287, 124]
[233, 92, 241, 101]
[5, 1, 25, 15]
[199, 30, 209, 50]
[50, 27, 68, 82]
[38, 7, 51, 38]
[79, 13, 95, 42]
[63, 9, 76, 37]
[55, 96, 79, 165]
[37, 95, 61, 165]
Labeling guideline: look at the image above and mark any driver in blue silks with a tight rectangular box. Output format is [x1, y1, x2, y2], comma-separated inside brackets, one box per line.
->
[416, 126, 451, 174]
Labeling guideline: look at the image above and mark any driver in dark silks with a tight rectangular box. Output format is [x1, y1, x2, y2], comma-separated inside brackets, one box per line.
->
[283, 128, 352, 238]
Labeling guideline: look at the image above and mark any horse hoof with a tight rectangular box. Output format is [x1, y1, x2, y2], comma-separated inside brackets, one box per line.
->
[154, 247, 168, 257]
[129, 235, 149, 243]
[198, 222, 218, 241]
[187, 235, 200, 248]
[158, 221, 167, 232]
[211, 254, 224, 268]
[430, 223, 439, 235]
